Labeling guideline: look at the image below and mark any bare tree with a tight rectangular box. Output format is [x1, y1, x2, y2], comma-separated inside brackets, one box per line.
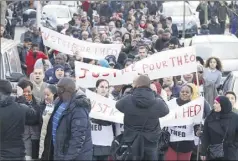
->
[0, 0, 7, 26]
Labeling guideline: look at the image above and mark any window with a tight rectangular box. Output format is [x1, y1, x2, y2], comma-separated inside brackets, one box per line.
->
[3, 52, 10, 77]
[6, 47, 21, 73]
[222, 74, 234, 93]
[233, 78, 238, 98]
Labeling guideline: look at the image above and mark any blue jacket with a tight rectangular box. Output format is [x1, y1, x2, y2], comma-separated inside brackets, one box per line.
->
[41, 90, 93, 160]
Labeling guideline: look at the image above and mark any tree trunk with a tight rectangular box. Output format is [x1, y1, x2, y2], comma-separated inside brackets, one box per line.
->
[0, 0, 7, 26]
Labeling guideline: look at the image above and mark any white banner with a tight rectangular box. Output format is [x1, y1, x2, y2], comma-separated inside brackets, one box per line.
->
[41, 27, 122, 60]
[165, 125, 195, 142]
[75, 47, 197, 88]
[86, 90, 204, 127]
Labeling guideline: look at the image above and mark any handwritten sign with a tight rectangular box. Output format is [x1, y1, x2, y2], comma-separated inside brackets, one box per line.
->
[75, 47, 197, 88]
[41, 26, 122, 60]
[86, 89, 204, 127]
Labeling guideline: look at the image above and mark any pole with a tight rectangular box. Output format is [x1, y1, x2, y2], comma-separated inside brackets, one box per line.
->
[204, 1, 208, 24]
[182, 0, 186, 38]
[36, 1, 42, 29]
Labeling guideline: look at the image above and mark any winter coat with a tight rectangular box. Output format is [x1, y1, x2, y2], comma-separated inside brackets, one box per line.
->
[32, 82, 48, 104]
[26, 50, 48, 76]
[23, 96, 42, 157]
[0, 96, 37, 160]
[203, 81, 218, 107]
[201, 110, 238, 160]
[41, 90, 93, 161]
[196, 3, 206, 21]
[116, 87, 169, 159]
[39, 103, 54, 159]
[208, 4, 218, 20]
[208, 22, 221, 34]
[218, 5, 228, 21]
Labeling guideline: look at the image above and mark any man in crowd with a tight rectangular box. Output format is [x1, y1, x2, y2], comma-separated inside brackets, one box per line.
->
[116, 75, 169, 160]
[0, 79, 37, 160]
[41, 77, 93, 160]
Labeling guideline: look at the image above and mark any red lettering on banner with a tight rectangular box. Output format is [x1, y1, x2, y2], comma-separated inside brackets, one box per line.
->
[190, 54, 196, 62]
[102, 104, 110, 113]
[162, 61, 168, 67]
[156, 62, 162, 69]
[183, 104, 201, 118]
[184, 54, 189, 64]
[102, 73, 109, 76]
[92, 72, 99, 78]
[149, 64, 154, 70]
[79, 68, 89, 78]
[43, 32, 50, 40]
[170, 57, 176, 67]
[131, 64, 136, 71]
[142, 64, 149, 73]
[177, 56, 183, 66]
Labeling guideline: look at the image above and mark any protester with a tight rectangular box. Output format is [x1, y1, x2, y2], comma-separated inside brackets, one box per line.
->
[195, 64, 218, 107]
[47, 65, 65, 84]
[160, 77, 181, 98]
[0, 79, 37, 160]
[201, 96, 238, 160]
[116, 75, 169, 160]
[39, 85, 57, 158]
[17, 78, 41, 160]
[208, 16, 221, 34]
[203, 57, 222, 89]
[225, 91, 238, 113]
[164, 84, 198, 161]
[26, 43, 48, 76]
[91, 79, 115, 161]
[19, 37, 32, 74]
[31, 68, 48, 103]
[41, 77, 93, 160]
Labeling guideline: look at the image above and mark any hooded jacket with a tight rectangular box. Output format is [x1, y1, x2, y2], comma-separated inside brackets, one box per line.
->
[116, 87, 169, 159]
[41, 89, 93, 161]
[0, 96, 37, 159]
[201, 96, 238, 160]
[47, 65, 65, 84]
[26, 50, 48, 76]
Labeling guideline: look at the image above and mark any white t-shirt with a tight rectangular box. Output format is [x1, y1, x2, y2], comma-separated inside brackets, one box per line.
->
[91, 122, 114, 146]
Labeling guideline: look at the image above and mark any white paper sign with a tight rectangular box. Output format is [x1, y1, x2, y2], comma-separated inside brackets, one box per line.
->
[91, 123, 114, 146]
[86, 90, 124, 124]
[75, 47, 197, 88]
[41, 27, 122, 60]
[86, 90, 204, 128]
[166, 125, 195, 142]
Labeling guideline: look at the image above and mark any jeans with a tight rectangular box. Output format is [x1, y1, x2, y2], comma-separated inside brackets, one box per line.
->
[219, 21, 226, 34]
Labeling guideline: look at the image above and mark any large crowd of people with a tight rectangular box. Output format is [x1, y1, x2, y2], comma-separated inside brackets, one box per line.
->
[1, 1, 238, 161]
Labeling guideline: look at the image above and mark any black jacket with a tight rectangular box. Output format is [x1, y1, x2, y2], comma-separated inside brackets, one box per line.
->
[116, 87, 169, 159]
[201, 110, 238, 160]
[41, 90, 93, 161]
[0, 96, 37, 159]
[208, 22, 221, 34]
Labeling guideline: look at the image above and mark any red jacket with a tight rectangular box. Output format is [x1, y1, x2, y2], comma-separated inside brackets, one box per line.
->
[26, 50, 48, 76]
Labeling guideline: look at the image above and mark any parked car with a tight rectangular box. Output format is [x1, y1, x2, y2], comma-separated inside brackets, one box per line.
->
[41, 5, 72, 29]
[222, 71, 238, 101]
[189, 34, 238, 79]
[0, 38, 24, 89]
[162, 1, 198, 37]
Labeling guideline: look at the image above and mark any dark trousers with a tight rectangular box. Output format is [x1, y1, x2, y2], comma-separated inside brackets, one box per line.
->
[31, 140, 40, 159]
[219, 21, 226, 34]
[200, 19, 205, 26]
[143, 147, 159, 161]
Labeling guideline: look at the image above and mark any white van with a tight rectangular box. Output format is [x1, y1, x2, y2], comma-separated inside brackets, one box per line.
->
[189, 35, 238, 73]
[0, 38, 24, 88]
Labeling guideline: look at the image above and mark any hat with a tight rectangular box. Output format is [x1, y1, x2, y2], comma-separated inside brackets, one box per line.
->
[97, 59, 110, 68]
[0, 79, 12, 95]
[215, 96, 232, 114]
[105, 55, 116, 65]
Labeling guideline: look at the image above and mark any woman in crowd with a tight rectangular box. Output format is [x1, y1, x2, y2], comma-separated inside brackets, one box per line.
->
[17, 78, 41, 160]
[160, 76, 181, 98]
[47, 65, 65, 84]
[203, 57, 222, 89]
[150, 81, 167, 101]
[39, 85, 57, 159]
[91, 79, 115, 161]
[225, 91, 238, 113]
[201, 96, 238, 160]
[165, 84, 198, 161]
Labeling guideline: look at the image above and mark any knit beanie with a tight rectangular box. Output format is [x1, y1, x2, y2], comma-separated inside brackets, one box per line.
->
[0, 80, 12, 95]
